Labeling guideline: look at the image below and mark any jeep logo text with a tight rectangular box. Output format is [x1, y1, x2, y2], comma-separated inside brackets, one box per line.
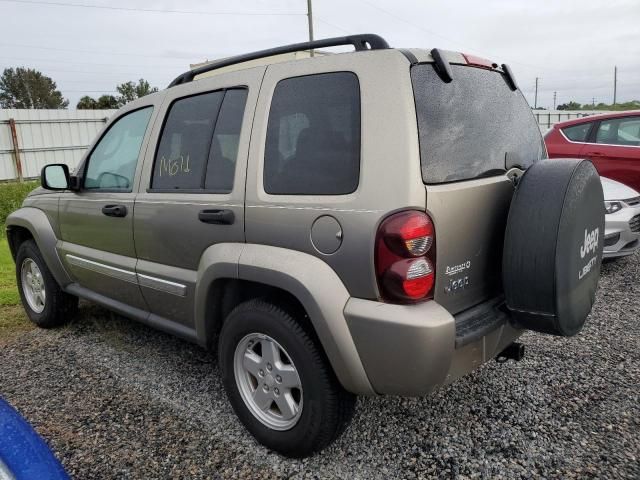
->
[580, 227, 599, 259]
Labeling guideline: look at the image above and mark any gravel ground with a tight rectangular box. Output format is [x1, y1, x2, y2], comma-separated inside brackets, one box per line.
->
[1, 253, 639, 479]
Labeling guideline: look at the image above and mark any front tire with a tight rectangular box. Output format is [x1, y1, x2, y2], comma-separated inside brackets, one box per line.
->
[218, 299, 356, 457]
[16, 240, 77, 328]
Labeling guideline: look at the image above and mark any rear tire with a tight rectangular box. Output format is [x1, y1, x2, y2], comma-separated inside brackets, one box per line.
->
[218, 299, 356, 457]
[15, 240, 77, 328]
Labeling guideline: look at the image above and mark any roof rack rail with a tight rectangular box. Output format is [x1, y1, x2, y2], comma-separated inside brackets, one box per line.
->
[168, 33, 390, 88]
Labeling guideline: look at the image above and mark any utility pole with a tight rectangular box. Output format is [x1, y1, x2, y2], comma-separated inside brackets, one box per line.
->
[613, 66, 617, 105]
[553, 91, 557, 110]
[307, 0, 314, 57]
[534, 77, 539, 109]
[592, 97, 596, 107]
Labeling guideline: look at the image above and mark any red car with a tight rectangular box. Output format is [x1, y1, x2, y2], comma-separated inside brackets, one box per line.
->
[544, 111, 640, 191]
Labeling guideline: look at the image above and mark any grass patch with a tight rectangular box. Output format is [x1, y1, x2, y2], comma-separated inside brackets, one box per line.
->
[0, 180, 38, 228]
[0, 181, 37, 340]
[0, 238, 31, 340]
[0, 305, 31, 343]
[0, 237, 19, 305]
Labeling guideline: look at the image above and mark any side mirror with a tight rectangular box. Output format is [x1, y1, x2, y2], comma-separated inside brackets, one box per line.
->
[41, 164, 71, 190]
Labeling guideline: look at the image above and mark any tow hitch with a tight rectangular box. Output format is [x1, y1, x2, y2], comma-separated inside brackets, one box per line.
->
[496, 342, 525, 363]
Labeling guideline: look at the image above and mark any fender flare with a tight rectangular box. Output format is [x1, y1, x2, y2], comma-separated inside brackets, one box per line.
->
[6, 207, 72, 287]
[195, 243, 374, 395]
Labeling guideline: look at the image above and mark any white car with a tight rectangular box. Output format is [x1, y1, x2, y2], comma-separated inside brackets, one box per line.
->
[601, 177, 640, 258]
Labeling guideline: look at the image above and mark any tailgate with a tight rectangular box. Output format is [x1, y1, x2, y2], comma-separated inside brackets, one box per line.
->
[426, 177, 514, 314]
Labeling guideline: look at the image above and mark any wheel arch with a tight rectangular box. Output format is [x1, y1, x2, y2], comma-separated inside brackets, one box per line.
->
[195, 243, 374, 395]
[5, 208, 72, 287]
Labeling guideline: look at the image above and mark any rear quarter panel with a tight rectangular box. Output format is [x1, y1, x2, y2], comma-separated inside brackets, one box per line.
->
[244, 50, 426, 300]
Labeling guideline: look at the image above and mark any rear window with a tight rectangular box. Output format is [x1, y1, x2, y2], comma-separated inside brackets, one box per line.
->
[411, 64, 545, 184]
[562, 123, 592, 142]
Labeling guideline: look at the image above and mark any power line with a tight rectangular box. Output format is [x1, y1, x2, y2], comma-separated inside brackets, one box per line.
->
[58, 90, 118, 93]
[354, 0, 561, 73]
[0, 55, 181, 69]
[0, 65, 170, 76]
[0, 0, 305, 16]
[0, 41, 212, 60]
[356, 0, 462, 46]
[315, 17, 351, 35]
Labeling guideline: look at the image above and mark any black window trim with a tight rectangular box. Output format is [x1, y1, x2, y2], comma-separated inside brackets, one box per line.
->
[147, 85, 249, 194]
[588, 115, 640, 148]
[80, 105, 155, 193]
[559, 114, 640, 147]
[559, 120, 597, 144]
[262, 70, 362, 197]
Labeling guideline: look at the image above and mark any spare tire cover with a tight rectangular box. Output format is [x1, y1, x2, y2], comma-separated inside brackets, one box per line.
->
[503, 159, 604, 336]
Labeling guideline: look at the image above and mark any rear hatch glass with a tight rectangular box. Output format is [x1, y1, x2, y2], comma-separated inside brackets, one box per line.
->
[411, 63, 545, 184]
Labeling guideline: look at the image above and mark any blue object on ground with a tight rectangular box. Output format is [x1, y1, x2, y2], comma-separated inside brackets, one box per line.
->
[0, 398, 68, 480]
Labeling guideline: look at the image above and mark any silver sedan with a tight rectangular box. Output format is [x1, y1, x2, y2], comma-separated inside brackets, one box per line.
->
[602, 177, 640, 259]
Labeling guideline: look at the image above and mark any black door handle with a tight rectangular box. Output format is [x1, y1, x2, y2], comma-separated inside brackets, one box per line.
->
[101, 204, 127, 217]
[198, 209, 235, 225]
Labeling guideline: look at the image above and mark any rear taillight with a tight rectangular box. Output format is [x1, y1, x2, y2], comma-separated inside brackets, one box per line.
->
[375, 211, 436, 303]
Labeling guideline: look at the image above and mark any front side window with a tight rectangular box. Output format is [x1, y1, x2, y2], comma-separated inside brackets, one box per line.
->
[84, 107, 153, 191]
[596, 117, 640, 146]
[264, 72, 361, 195]
[152, 88, 247, 192]
[562, 122, 592, 142]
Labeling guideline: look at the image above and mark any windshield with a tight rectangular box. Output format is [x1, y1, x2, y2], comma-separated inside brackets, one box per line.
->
[411, 63, 545, 184]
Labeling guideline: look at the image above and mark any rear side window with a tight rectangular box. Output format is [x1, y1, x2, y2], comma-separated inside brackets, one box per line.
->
[562, 123, 592, 142]
[595, 117, 640, 146]
[264, 72, 360, 195]
[152, 88, 247, 192]
[411, 64, 545, 184]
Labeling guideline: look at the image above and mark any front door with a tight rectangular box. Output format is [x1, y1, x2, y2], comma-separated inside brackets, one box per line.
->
[58, 104, 156, 310]
[133, 68, 264, 327]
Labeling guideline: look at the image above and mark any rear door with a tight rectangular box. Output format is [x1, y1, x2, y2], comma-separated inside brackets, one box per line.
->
[57, 103, 157, 310]
[411, 60, 546, 314]
[133, 68, 263, 327]
[581, 115, 640, 192]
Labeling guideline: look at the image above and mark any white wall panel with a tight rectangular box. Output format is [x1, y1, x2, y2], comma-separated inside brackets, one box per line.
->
[0, 109, 115, 181]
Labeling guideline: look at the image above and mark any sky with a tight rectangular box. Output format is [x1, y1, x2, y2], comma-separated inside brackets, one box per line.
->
[0, 0, 638, 109]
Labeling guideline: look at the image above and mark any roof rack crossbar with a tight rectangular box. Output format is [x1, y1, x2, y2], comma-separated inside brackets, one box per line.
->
[168, 33, 390, 88]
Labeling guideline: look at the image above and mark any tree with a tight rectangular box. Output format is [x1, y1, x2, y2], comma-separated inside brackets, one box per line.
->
[77, 94, 118, 110]
[0, 67, 68, 108]
[556, 99, 640, 112]
[116, 78, 158, 107]
[97, 95, 119, 109]
[76, 95, 97, 109]
[557, 101, 582, 111]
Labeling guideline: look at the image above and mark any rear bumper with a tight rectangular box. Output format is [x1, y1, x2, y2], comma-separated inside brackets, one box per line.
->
[344, 297, 522, 396]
